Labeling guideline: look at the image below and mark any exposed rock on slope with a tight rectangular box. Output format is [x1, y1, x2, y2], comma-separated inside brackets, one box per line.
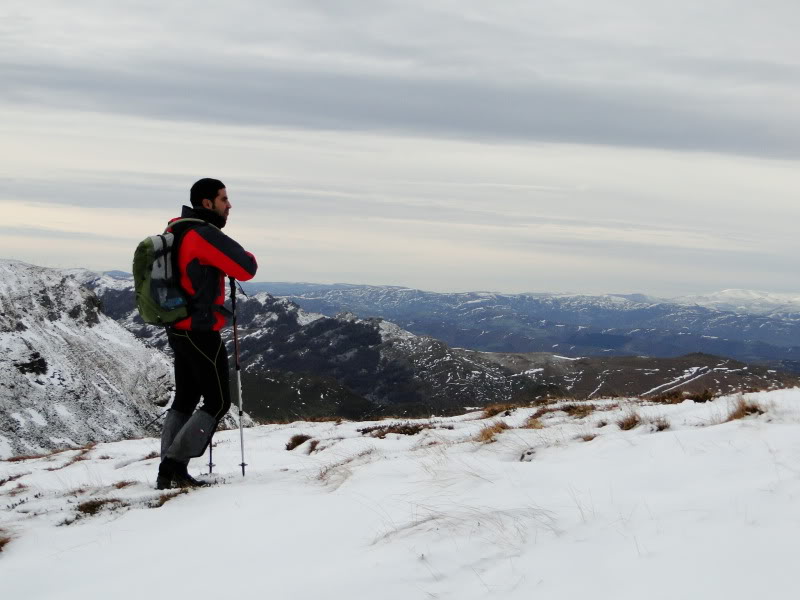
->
[0, 260, 172, 458]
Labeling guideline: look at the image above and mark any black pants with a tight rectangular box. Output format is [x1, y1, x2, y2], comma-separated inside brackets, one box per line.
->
[167, 329, 231, 421]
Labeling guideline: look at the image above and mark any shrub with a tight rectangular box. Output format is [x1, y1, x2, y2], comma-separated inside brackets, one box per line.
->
[617, 412, 641, 431]
[483, 403, 518, 418]
[286, 434, 312, 451]
[726, 397, 765, 422]
[358, 422, 426, 439]
[474, 422, 510, 443]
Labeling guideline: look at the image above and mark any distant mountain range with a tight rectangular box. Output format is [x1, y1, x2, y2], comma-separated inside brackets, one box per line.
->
[62, 270, 799, 420]
[4, 263, 796, 456]
[243, 283, 800, 374]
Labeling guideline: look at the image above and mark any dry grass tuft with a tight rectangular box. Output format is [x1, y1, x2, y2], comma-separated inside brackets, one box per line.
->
[650, 416, 671, 431]
[0, 473, 26, 487]
[522, 416, 545, 429]
[113, 480, 136, 490]
[150, 489, 188, 508]
[531, 406, 558, 419]
[561, 403, 595, 419]
[650, 388, 715, 404]
[45, 443, 98, 472]
[474, 422, 510, 443]
[140, 451, 160, 461]
[76, 498, 124, 516]
[286, 434, 312, 451]
[726, 396, 765, 422]
[8, 483, 28, 497]
[596, 419, 608, 428]
[5, 447, 69, 462]
[316, 448, 375, 483]
[307, 440, 320, 454]
[617, 412, 641, 431]
[358, 422, 427, 439]
[483, 403, 518, 418]
[0, 530, 11, 553]
[578, 433, 597, 442]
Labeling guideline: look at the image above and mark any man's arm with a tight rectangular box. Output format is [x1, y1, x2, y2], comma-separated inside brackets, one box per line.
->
[183, 226, 258, 281]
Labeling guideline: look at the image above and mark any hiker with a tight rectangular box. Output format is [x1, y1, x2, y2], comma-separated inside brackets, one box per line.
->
[157, 178, 258, 489]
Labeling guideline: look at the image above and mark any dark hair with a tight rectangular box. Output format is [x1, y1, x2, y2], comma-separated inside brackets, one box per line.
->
[190, 178, 225, 207]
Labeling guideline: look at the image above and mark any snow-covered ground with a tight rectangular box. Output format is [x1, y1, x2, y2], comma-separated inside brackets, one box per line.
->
[2, 389, 800, 599]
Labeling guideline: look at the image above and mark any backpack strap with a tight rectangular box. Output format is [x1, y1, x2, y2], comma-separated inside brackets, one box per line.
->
[162, 217, 216, 234]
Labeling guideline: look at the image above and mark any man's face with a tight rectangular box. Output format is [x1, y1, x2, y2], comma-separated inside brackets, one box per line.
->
[203, 188, 231, 222]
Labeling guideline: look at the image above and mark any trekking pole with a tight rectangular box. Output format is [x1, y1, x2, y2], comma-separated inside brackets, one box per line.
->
[145, 409, 168, 429]
[230, 277, 247, 476]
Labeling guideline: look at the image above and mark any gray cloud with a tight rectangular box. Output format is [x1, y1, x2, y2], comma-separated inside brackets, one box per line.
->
[3, 56, 799, 159]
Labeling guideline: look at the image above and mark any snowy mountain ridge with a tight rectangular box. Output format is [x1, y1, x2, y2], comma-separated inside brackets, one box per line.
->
[0, 260, 172, 458]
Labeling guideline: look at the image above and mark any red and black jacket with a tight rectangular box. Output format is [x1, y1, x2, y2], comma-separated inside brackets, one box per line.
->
[167, 206, 258, 331]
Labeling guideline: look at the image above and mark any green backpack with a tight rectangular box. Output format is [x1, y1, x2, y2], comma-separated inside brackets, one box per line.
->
[132, 218, 207, 325]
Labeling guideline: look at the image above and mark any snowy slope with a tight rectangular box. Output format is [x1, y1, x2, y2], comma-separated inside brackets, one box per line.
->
[0, 260, 172, 457]
[2, 388, 800, 599]
[674, 289, 800, 317]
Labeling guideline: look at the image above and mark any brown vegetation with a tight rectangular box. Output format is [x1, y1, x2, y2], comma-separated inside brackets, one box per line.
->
[76, 498, 124, 516]
[561, 403, 595, 419]
[522, 416, 544, 429]
[150, 489, 188, 508]
[5, 448, 68, 462]
[358, 422, 427, 439]
[0, 473, 26, 487]
[113, 480, 136, 490]
[651, 388, 715, 404]
[482, 403, 519, 418]
[650, 416, 671, 431]
[8, 483, 28, 497]
[286, 434, 312, 450]
[474, 422, 510, 443]
[577, 433, 597, 442]
[726, 397, 765, 421]
[0, 530, 11, 553]
[617, 412, 641, 431]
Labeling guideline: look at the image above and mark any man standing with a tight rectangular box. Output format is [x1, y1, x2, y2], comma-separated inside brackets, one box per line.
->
[157, 178, 258, 489]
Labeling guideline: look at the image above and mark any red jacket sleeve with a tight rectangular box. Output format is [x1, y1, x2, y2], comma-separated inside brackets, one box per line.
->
[182, 226, 258, 281]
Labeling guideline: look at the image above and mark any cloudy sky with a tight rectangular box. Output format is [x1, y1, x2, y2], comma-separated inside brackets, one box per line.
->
[2, 0, 799, 296]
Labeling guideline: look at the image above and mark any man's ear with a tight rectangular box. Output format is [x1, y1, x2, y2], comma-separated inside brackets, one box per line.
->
[201, 198, 213, 210]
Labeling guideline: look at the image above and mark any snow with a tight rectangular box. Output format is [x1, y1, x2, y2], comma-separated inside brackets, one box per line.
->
[3, 388, 800, 599]
[0, 260, 173, 456]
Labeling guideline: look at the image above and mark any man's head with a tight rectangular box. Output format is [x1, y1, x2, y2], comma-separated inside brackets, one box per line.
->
[190, 178, 230, 223]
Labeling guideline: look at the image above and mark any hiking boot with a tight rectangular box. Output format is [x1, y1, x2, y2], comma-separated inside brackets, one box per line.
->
[156, 458, 208, 489]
